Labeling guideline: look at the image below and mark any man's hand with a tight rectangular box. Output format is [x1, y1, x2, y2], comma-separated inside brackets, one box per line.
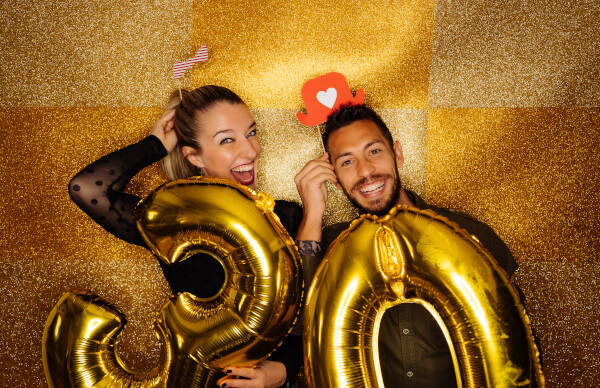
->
[294, 153, 340, 242]
[216, 361, 287, 388]
[150, 108, 177, 152]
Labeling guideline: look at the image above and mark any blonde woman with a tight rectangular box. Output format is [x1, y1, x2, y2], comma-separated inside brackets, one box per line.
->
[69, 86, 301, 388]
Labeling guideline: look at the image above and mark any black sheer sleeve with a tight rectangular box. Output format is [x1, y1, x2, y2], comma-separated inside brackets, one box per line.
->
[68, 135, 167, 246]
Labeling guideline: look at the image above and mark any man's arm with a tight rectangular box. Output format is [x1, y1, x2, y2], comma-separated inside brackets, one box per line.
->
[294, 153, 339, 242]
[294, 153, 341, 288]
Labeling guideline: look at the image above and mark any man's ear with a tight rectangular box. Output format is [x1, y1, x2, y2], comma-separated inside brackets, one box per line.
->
[182, 145, 204, 169]
[393, 141, 404, 168]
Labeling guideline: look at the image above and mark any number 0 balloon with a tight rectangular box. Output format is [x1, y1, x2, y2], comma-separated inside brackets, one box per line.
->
[303, 206, 544, 388]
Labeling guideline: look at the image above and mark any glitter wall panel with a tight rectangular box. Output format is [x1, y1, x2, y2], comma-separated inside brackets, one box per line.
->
[426, 108, 600, 264]
[429, 0, 600, 107]
[514, 261, 600, 387]
[191, 0, 434, 109]
[0, 0, 193, 107]
[0, 108, 171, 386]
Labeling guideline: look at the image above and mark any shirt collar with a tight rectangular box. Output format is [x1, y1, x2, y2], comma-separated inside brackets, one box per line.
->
[404, 189, 429, 210]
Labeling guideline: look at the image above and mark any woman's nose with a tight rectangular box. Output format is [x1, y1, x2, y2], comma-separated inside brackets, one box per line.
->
[238, 137, 259, 160]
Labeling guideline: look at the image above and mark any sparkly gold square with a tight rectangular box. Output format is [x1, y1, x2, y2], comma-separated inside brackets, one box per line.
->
[0, 108, 170, 385]
[1, 1, 193, 106]
[429, 1, 600, 106]
[192, 0, 434, 109]
[426, 108, 600, 263]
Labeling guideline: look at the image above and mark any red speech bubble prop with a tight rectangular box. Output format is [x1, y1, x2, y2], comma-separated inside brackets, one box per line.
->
[297, 72, 365, 126]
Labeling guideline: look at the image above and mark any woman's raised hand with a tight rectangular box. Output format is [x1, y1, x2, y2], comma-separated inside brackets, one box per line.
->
[151, 108, 177, 152]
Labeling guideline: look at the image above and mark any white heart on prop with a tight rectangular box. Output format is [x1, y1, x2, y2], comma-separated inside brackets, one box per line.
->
[316, 87, 337, 109]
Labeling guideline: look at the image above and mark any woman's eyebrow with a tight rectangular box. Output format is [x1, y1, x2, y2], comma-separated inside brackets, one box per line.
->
[213, 122, 256, 138]
[212, 129, 234, 138]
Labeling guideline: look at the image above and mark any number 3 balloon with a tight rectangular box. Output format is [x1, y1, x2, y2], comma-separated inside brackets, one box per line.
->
[303, 206, 544, 388]
[43, 178, 303, 387]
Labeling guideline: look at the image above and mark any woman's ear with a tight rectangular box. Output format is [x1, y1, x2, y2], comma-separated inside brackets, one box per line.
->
[393, 141, 404, 168]
[182, 146, 204, 169]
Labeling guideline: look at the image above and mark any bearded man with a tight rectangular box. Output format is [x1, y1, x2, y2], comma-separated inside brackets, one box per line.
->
[294, 104, 517, 387]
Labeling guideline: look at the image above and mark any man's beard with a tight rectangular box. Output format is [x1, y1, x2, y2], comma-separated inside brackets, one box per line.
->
[342, 172, 402, 217]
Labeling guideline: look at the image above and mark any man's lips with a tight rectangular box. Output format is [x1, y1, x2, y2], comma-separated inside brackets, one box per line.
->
[352, 176, 390, 199]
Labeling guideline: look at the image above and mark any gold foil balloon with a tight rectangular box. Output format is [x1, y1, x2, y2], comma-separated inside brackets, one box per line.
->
[43, 178, 302, 387]
[303, 206, 544, 388]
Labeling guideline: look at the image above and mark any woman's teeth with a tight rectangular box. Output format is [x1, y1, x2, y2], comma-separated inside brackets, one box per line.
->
[231, 164, 253, 173]
[230, 163, 255, 186]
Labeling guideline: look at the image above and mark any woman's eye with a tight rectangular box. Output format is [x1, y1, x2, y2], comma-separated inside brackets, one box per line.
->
[247, 129, 257, 137]
[219, 138, 234, 145]
[369, 148, 381, 155]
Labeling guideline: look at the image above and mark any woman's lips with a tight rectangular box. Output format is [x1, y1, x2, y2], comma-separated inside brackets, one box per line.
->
[231, 163, 255, 186]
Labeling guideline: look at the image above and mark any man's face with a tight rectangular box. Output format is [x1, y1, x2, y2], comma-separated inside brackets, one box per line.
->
[328, 119, 403, 215]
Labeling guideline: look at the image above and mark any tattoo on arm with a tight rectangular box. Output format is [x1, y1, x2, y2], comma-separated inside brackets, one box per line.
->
[295, 240, 322, 256]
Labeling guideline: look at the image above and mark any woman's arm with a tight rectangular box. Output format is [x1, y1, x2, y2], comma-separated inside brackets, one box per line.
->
[68, 109, 176, 246]
[67, 135, 167, 246]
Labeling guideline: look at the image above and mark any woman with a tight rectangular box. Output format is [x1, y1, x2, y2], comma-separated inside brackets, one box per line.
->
[68, 86, 301, 388]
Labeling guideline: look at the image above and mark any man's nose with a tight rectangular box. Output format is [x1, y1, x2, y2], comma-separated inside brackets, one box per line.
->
[356, 158, 375, 178]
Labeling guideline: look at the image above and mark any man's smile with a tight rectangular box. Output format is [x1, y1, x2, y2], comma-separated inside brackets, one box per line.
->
[357, 179, 386, 197]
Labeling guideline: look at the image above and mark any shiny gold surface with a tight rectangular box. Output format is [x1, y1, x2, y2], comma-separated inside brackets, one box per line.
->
[43, 179, 302, 387]
[1, 0, 194, 107]
[426, 108, 600, 263]
[191, 0, 434, 108]
[429, 1, 600, 107]
[304, 207, 543, 388]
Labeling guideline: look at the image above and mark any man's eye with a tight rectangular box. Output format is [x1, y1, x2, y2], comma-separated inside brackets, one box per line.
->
[220, 138, 234, 145]
[341, 159, 352, 167]
[247, 129, 257, 137]
[370, 148, 382, 155]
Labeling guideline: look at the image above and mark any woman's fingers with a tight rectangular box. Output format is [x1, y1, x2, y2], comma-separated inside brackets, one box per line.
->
[218, 361, 287, 388]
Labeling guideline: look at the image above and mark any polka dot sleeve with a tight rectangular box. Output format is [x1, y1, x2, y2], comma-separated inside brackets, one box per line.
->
[68, 135, 167, 246]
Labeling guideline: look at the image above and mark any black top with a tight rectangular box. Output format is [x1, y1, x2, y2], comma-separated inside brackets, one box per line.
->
[68, 135, 303, 383]
[299, 190, 518, 388]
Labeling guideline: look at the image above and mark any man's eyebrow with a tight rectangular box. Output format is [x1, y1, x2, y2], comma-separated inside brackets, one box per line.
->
[365, 140, 384, 148]
[333, 140, 385, 162]
[212, 122, 256, 138]
[334, 151, 353, 163]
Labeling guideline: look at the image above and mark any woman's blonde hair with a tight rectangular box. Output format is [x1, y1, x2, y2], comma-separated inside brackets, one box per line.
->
[160, 86, 244, 180]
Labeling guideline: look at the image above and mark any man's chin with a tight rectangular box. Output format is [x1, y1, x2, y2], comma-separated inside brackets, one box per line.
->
[351, 196, 394, 216]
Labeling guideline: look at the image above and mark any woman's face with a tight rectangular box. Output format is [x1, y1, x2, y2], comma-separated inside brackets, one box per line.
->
[185, 102, 261, 189]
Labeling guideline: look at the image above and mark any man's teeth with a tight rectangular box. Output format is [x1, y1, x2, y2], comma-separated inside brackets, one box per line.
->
[359, 182, 384, 193]
[231, 164, 253, 173]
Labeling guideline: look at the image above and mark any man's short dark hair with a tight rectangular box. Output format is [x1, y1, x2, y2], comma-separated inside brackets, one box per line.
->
[322, 104, 394, 152]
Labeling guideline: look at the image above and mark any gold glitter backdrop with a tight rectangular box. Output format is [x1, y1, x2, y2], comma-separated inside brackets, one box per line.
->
[1, 0, 599, 386]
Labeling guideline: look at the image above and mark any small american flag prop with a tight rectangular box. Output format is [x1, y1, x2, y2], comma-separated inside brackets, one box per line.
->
[173, 45, 208, 79]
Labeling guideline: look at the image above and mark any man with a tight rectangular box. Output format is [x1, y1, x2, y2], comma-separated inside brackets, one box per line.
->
[294, 104, 517, 387]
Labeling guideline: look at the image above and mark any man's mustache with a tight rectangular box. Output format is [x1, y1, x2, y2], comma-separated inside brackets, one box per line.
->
[351, 174, 394, 193]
